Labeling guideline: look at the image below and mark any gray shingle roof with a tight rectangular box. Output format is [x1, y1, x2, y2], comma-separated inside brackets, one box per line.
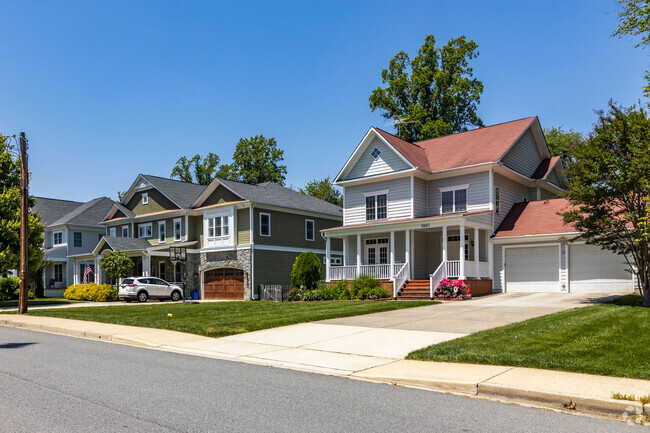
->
[50, 197, 116, 228]
[103, 237, 151, 252]
[111, 202, 135, 219]
[217, 179, 342, 217]
[34, 197, 84, 226]
[139, 174, 206, 209]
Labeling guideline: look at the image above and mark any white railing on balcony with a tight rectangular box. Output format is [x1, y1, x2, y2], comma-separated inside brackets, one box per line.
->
[446, 260, 461, 278]
[329, 265, 358, 281]
[429, 261, 447, 299]
[359, 264, 392, 280]
[392, 262, 410, 298]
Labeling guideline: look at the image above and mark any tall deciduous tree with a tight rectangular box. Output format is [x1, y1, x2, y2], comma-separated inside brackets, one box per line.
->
[613, 0, 650, 96]
[562, 102, 650, 307]
[299, 177, 342, 206]
[0, 135, 44, 276]
[225, 135, 287, 185]
[170, 153, 221, 185]
[369, 34, 484, 142]
[543, 127, 583, 168]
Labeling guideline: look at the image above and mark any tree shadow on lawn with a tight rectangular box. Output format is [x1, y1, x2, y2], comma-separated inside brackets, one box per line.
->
[608, 294, 645, 307]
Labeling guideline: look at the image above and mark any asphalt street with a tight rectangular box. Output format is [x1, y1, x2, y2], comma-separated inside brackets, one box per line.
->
[0, 326, 644, 432]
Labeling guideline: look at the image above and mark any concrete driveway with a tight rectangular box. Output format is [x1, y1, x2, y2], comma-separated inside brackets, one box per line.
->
[166, 292, 621, 374]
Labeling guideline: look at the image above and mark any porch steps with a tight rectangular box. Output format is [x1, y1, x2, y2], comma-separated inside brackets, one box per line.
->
[396, 280, 432, 301]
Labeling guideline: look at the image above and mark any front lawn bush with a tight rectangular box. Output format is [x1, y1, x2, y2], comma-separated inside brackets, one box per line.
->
[290, 251, 322, 289]
[351, 274, 380, 298]
[64, 283, 117, 302]
[288, 277, 391, 302]
[0, 277, 34, 301]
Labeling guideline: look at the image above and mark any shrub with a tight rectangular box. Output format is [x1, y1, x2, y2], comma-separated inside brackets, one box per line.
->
[64, 283, 118, 302]
[0, 277, 20, 301]
[434, 279, 471, 300]
[287, 287, 302, 302]
[290, 252, 322, 289]
[350, 274, 379, 298]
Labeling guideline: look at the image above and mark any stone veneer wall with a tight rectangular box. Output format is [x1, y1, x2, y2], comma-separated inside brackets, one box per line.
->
[197, 250, 252, 300]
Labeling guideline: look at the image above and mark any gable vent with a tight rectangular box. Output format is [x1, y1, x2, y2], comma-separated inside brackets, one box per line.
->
[371, 147, 381, 160]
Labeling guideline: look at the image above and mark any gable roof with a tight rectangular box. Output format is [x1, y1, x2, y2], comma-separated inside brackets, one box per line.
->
[137, 174, 206, 209]
[94, 236, 152, 254]
[49, 197, 116, 228]
[531, 156, 562, 180]
[34, 197, 84, 226]
[494, 198, 577, 238]
[210, 178, 342, 217]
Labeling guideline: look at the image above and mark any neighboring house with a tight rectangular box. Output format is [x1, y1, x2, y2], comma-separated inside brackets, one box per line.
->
[321, 117, 635, 297]
[88, 174, 342, 300]
[34, 196, 116, 297]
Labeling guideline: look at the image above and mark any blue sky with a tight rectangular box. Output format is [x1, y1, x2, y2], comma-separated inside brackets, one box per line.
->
[0, 0, 646, 202]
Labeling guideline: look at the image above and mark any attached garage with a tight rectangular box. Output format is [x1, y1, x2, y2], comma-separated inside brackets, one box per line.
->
[569, 244, 633, 292]
[203, 268, 245, 300]
[504, 245, 560, 292]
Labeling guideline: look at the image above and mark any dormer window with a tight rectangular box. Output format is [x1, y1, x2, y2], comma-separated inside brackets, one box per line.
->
[441, 186, 468, 214]
[371, 147, 381, 160]
[142, 193, 149, 205]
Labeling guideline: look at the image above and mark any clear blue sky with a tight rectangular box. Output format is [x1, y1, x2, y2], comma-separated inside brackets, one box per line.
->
[0, 0, 646, 202]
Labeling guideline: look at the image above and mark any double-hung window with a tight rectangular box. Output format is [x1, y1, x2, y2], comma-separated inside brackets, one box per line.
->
[138, 223, 153, 238]
[73, 232, 82, 247]
[495, 187, 500, 214]
[54, 264, 63, 283]
[305, 219, 314, 241]
[122, 225, 129, 237]
[260, 213, 271, 237]
[173, 219, 182, 241]
[109, 227, 116, 237]
[365, 193, 387, 221]
[53, 231, 63, 245]
[441, 187, 468, 214]
[158, 221, 166, 243]
[208, 216, 229, 237]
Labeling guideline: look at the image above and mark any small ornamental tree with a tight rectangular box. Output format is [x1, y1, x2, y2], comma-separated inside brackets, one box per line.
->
[290, 251, 322, 289]
[99, 251, 134, 285]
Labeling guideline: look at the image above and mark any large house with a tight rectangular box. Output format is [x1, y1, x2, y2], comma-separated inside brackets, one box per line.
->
[321, 117, 635, 298]
[34, 196, 116, 297]
[76, 174, 342, 300]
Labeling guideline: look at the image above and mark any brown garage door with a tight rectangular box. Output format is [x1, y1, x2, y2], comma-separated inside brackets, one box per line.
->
[204, 268, 245, 300]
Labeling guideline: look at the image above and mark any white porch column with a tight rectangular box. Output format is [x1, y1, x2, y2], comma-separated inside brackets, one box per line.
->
[356, 234, 361, 277]
[390, 231, 395, 276]
[343, 236, 347, 266]
[442, 225, 448, 263]
[143, 254, 151, 277]
[325, 236, 331, 282]
[474, 228, 480, 278]
[459, 225, 466, 280]
[405, 229, 411, 278]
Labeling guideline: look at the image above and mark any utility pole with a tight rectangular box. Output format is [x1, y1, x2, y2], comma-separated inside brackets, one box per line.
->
[18, 132, 28, 314]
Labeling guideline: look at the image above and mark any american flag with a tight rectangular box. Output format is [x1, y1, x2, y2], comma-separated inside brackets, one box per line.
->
[83, 265, 93, 284]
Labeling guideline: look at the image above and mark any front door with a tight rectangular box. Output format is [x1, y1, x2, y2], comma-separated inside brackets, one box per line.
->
[365, 238, 389, 264]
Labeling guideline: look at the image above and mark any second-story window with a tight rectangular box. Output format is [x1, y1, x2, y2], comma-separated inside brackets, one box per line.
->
[122, 226, 129, 237]
[441, 188, 467, 214]
[73, 232, 82, 247]
[305, 219, 314, 241]
[365, 194, 387, 221]
[260, 213, 271, 237]
[142, 192, 149, 205]
[158, 221, 166, 243]
[208, 216, 229, 237]
[53, 231, 63, 245]
[173, 219, 182, 241]
[109, 227, 116, 237]
[138, 223, 152, 238]
[495, 187, 500, 214]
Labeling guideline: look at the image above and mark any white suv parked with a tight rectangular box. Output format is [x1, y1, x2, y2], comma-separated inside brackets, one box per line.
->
[119, 277, 183, 302]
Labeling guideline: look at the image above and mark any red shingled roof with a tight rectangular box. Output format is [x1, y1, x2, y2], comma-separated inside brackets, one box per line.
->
[373, 116, 537, 173]
[494, 198, 577, 238]
[531, 156, 561, 180]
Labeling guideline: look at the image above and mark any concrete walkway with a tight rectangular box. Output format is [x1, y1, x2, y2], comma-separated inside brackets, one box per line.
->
[1, 292, 648, 422]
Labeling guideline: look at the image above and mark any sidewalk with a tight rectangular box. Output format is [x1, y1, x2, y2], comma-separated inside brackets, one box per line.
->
[1, 313, 648, 422]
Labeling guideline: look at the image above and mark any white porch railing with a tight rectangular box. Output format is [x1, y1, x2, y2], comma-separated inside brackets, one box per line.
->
[429, 261, 447, 299]
[392, 262, 410, 298]
[329, 265, 358, 281]
[446, 260, 461, 278]
[360, 264, 392, 280]
[328, 262, 407, 283]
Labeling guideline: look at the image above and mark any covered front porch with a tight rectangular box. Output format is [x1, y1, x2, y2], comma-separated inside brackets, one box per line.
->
[323, 214, 493, 298]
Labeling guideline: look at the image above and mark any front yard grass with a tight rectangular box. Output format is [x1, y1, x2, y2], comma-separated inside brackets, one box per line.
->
[0, 298, 81, 308]
[27, 300, 434, 338]
[407, 294, 650, 380]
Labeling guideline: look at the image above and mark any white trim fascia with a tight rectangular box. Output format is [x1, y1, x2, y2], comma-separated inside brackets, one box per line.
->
[438, 184, 470, 192]
[334, 127, 415, 183]
[121, 175, 183, 210]
[495, 163, 538, 186]
[362, 189, 390, 197]
[491, 232, 581, 244]
[253, 244, 343, 255]
[146, 240, 198, 251]
[495, 117, 539, 162]
[199, 244, 252, 254]
[424, 162, 497, 180]
[334, 168, 419, 186]
[530, 118, 552, 159]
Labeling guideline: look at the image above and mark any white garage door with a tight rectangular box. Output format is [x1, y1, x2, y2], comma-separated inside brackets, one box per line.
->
[569, 244, 633, 292]
[505, 246, 560, 292]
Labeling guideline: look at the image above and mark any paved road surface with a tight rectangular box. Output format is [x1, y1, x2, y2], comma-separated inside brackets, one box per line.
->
[0, 327, 642, 432]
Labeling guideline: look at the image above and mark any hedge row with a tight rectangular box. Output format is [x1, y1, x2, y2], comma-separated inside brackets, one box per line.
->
[64, 283, 118, 302]
[289, 275, 392, 301]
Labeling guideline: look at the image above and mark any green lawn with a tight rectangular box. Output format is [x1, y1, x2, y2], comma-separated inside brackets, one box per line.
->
[27, 300, 435, 338]
[0, 298, 81, 308]
[408, 295, 650, 380]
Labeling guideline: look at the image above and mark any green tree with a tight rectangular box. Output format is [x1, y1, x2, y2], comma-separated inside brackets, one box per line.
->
[613, 0, 650, 96]
[369, 34, 484, 142]
[0, 135, 44, 277]
[299, 177, 342, 206]
[116, 191, 127, 202]
[170, 153, 222, 185]
[562, 102, 650, 307]
[99, 251, 134, 284]
[290, 251, 322, 289]
[226, 135, 287, 185]
[543, 127, 583, 168]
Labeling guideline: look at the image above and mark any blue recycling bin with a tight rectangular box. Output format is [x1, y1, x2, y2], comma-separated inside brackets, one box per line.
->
[191, 291, 199, 300]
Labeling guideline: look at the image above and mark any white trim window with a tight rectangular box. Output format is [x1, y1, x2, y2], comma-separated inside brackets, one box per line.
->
[173, 218, 182, 241]
[54, 263, 63, 283]
[109, 227, 116, 237]
[365, 194, 387, 221]
[158, 221, 166, 243]
[441, 187, 468, 214]
[495, 187, 500, 214]
[260, 212, 271, 237]
[204, 209, 234, 248]
[305, 219, 315, 241]
[138, 223, 153, 238]
[53, 231, 63, 245]
[121, 225, 129, 237]
[142, 192, 149, 205]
